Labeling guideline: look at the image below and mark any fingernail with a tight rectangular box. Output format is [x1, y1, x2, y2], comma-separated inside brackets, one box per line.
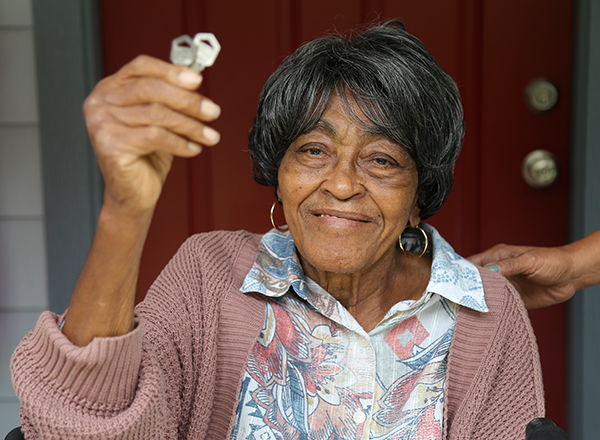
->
[201, 100, 221, 119]
[484, 264, 500, 273]
[188, 142, 202, 154]
[203, 126, 220, 144]
[178, 70, 202, 86]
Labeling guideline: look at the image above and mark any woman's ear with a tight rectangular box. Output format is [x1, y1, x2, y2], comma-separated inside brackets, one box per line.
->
[407, 186, 422, 227]
[409, 204, 421, 228]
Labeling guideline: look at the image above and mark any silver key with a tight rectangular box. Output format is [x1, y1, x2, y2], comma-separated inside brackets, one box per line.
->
[170, 33, 221, 73]
[170, 35, 196, 67]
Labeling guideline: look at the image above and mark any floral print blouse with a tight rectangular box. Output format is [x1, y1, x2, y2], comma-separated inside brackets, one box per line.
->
[232, 224, 488, 440]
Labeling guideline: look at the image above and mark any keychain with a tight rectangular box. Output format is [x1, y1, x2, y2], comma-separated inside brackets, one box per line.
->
[170, 33, 221, 72]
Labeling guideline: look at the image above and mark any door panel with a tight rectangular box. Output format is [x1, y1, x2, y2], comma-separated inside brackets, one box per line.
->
[479, 1, 572, 427]
[99, 0, 572, 429]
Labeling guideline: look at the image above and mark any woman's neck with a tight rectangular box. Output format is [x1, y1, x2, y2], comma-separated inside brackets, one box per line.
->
[301, 248, 432, 332]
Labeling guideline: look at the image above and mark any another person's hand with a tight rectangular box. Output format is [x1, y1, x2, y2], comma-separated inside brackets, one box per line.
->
[469, 231, 600, 309]
[469, 245, 577, 309]
[84, 55, 221, 218]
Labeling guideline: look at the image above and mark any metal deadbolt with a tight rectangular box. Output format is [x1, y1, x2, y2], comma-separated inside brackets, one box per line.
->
[525, 79, 559, 112]
[522, 149, 559, 188]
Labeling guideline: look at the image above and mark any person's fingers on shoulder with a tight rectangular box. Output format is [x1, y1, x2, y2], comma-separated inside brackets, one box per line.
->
[470, 244, 544, 274]
[468, 247, 498, 266]
[466, 251, 486, 266]
[469, 243, 519, 266]
[492, 254, 532, 277]
[491, 246, 550, 277]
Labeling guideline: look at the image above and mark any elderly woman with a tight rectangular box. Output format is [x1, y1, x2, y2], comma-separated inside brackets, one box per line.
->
[11, 21, 543, 439]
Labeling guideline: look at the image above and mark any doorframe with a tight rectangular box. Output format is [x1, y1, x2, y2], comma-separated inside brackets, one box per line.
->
[31, 0, 600, 435]
[568, 0, 600, 437]
[31, 0, 103, 314]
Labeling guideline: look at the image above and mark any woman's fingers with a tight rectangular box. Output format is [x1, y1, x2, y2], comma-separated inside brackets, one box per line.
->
[81, 55, 224, 215]
[93, 122, 204, 169]
[84, 56, 222, 161]
[108, 103, 221, 149]
[84, 55, 222, 156]
[114, 125, 203, 159]
[92, 122, 185, 212]
[103, 76, 221, 122]
[115, 55, 203, 91]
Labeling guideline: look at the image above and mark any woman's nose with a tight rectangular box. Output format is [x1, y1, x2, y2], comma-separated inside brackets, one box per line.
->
[320, 157, 365, 200]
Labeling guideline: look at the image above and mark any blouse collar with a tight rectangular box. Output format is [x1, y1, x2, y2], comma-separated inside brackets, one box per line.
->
[240, 223, 488, 313]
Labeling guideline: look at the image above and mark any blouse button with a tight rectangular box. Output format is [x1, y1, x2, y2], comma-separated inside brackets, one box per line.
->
[354, 410, 366, 424]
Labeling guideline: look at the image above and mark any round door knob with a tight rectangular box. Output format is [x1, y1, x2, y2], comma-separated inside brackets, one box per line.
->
[526, 79, 559, 112]
[522, 150, 559, 188]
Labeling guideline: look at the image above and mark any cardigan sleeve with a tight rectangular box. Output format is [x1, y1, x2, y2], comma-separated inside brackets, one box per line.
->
[445, 269, 545, 440]
[9, 231, 246, 439]
[10, 311, 171, 440]
[10, 230, 260, 440]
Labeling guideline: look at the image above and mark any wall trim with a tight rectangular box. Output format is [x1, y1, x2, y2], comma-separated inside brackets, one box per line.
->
[568, 0, 600, 437]
[31, 0, 103, 313]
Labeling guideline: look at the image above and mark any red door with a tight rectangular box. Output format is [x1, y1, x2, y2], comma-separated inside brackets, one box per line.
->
[99, 0, 573, 429]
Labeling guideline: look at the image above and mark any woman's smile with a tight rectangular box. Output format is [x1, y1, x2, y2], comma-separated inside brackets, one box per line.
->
[277, 95, 421, 277]
[310, 208, 374, 225]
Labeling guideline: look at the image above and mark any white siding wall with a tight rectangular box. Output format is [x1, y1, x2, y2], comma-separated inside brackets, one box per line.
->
[0, 0, 48, 434]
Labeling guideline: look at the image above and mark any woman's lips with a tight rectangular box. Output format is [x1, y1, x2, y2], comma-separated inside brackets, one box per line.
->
[311, 209, 372, 223]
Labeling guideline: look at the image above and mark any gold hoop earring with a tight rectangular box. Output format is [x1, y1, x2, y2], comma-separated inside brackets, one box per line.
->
[399, 224, 429, 259]
[270, 200, 289, 233]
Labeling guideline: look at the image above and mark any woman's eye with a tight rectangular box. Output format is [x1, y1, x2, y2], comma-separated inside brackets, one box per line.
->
[298, 144, 326, 157]
[372, 156, 397, 167]
[294, 143, 329, 167]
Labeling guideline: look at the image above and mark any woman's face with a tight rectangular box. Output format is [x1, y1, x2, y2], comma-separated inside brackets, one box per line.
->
[277, 96, 421, 276]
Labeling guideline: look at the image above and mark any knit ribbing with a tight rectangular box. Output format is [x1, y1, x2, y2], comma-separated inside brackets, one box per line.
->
[11, 313, 167, 439]
[134, 230, 263, 440]
[12, 311, 144, 409]
[444, 268, 545, 439]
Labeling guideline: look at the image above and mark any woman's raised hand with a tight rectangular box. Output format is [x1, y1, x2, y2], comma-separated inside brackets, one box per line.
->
[83, 55, 221, 217]
[63, 56, 221, 346]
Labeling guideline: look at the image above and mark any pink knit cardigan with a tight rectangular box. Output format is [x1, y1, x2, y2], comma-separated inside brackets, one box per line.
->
[11, 230, 544, 439]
